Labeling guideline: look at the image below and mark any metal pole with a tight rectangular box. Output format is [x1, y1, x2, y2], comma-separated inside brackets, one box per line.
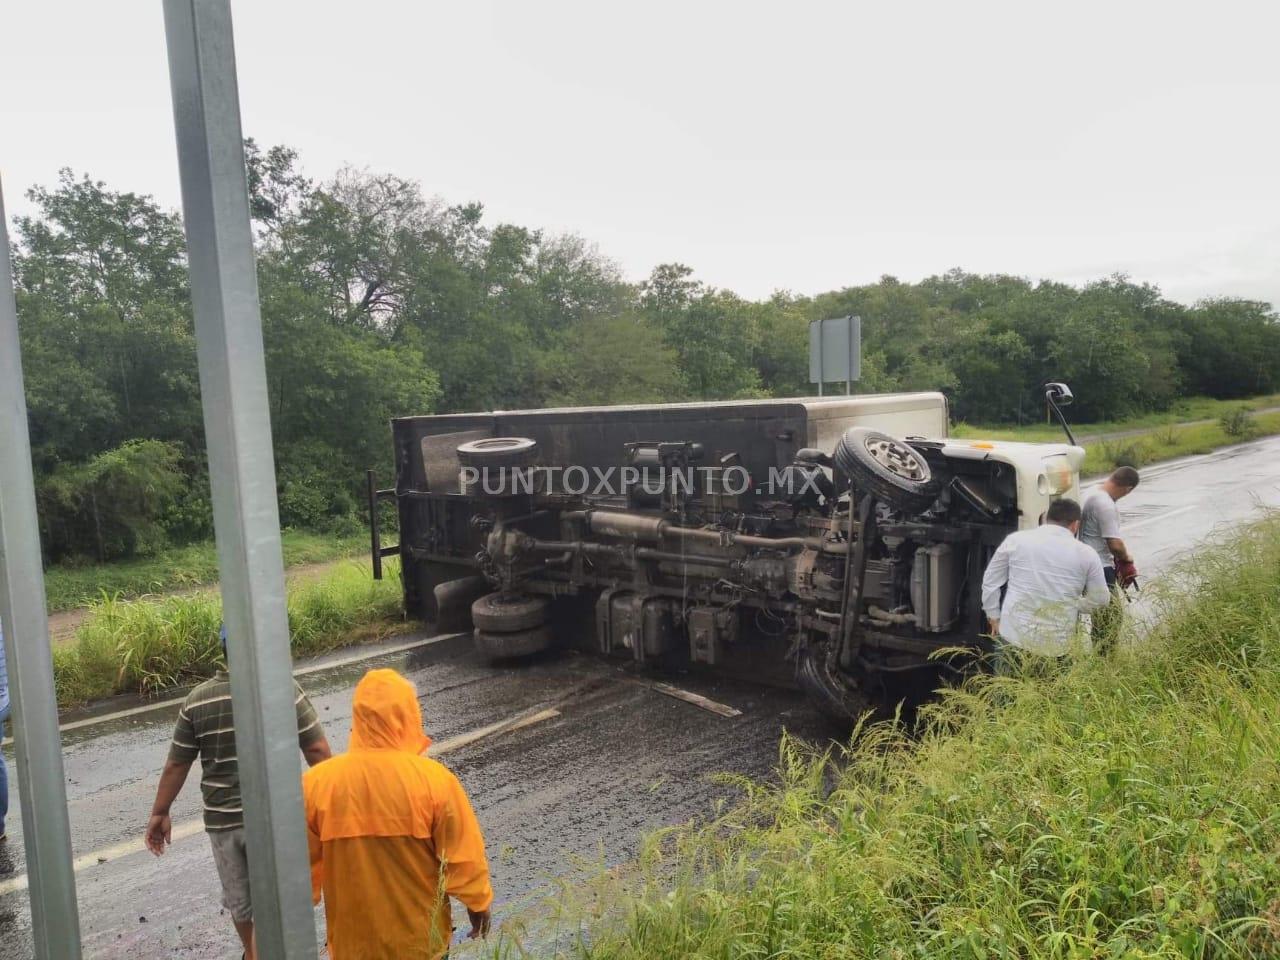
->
[367, 469, 383, 581]
[161, 2, 318, 956]
[816, 319, 824, 396]
[0, 179, 84, 959]
[845, 314, 853, 395]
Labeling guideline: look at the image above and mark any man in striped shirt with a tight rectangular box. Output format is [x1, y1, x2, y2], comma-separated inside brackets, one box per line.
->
[145, 628, 331, 960]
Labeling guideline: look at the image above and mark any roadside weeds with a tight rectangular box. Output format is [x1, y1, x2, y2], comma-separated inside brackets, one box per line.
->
[1083, 410, 1280, 475]
[43, 529, 365, 614]
[51, 559, 407, 709]
[481, 515, 1280, 960]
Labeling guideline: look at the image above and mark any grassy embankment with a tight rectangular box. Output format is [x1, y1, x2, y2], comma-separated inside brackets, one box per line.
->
[1068, 411, 1280, 476]
[955, 393, 1280, 476]
[43, 530, 366, 613]
[518, 517, 1280, 959]
[51, 558, 405, 708]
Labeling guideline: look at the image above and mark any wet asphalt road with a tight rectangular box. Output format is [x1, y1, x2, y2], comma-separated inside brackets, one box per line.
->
[0, 634, 829, 959]
[0, 434, 1277, 958]
[1082, 432, 1280, 579]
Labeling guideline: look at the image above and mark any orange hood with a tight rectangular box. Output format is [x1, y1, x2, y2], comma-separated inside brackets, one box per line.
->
[348, 669, 432, 755]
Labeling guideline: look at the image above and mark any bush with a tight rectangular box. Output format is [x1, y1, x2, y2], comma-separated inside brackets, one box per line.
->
[159, 462, 214, 544]
[1219, 406, 1258, 439]
[276, 439, 359, 530]
[1097, 438, 1149, 468]
[38, 440, 188, 563]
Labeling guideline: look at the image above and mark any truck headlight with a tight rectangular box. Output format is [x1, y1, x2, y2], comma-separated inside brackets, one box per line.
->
[1038, 455, 1074, 496]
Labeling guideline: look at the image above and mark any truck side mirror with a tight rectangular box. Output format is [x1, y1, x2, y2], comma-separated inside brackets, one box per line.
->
[1044, 382, 1073, 407]
[1042, 382, 1077, 446]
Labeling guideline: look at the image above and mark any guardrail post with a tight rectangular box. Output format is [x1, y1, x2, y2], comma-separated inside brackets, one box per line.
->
[162, 1, 318, 955]
[0, 179, 84, 959]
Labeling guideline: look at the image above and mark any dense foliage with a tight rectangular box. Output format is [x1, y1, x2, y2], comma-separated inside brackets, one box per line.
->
[12, 144, 1280, 562]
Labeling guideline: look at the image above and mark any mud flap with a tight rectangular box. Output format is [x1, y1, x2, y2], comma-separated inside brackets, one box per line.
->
[796, 643, 876, 726]
[434, 576, 491, 633]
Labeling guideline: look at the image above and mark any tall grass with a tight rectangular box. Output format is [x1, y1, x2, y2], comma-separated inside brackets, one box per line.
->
[953, 392, 1280, 444]
[1082, 411, 1280, 475]
[52, 559, 405, 707]
[507, 518, 1280, 959]
[43, 530, 366, 613]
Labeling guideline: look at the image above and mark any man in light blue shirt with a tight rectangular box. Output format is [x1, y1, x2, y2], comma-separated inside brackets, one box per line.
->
[0, 619, 9, 841]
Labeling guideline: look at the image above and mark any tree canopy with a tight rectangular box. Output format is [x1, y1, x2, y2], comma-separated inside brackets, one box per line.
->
[11, 147, 1279, 562]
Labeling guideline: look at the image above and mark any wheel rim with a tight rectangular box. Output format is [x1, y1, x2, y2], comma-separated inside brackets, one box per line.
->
[468, 438, 529, 452]
[863, 436, 928, 482]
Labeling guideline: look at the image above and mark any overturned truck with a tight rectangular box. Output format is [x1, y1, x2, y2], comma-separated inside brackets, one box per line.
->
[369, 388, 1084, 721]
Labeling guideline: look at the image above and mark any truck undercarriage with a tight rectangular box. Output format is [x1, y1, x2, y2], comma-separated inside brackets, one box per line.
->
[372, 391, 1082, 721]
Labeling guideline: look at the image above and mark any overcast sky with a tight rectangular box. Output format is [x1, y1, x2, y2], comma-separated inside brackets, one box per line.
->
[2, 0, 1277, 307]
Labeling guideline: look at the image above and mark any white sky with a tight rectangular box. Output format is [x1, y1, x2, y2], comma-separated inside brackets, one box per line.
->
[2, 0, 1278, 307]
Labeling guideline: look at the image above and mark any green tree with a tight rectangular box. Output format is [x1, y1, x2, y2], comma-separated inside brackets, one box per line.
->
[11, 146, 1280, 568]
[751, 294, 811, 396]
[38, 440, 187, 562]
[944, 323, 1033, 422]
[642, 265, 762, 399]
[1177, 298, 1280, 398]
[13, 171, 201, 469]
[542, 313, 685, 406]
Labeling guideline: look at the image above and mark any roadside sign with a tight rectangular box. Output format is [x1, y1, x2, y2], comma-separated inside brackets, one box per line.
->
[809, 315, 861, 395]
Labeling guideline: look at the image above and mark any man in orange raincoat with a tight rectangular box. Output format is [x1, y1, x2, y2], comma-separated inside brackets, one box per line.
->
[303, 669, 493, 959]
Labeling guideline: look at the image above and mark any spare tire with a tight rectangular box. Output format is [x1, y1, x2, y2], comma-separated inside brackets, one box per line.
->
[456, 437, 538, 469]
[471, 592, 549, 632]
[475, 625, 554, 660]
[834, 427, 940, 514]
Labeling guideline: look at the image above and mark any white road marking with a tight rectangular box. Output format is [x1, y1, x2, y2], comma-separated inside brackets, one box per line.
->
[1, 633, 466, 747]
[1122, 504, 1199, 532]
[0, 704, 560, 897]
[646, 681, 742, 718]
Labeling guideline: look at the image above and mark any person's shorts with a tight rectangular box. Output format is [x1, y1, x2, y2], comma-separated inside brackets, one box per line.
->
[207, 827, 253, 923]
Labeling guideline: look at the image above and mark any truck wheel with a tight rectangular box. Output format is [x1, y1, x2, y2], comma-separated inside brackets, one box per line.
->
[471, 592, 550, 632]
[834, 427, 940, 513]
[796, 644, 879, 726]
[475, 626, 554, 659]
[456, 437, 538, 468]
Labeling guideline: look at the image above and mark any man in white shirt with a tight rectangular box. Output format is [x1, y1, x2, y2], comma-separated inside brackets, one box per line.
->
[1079, 466, 1140, 651]
[981, 498, 1110, 670]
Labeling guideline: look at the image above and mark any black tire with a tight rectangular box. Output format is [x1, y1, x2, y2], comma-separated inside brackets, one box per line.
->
[434, 575, 490, 632]
[834, 427, 941, 513]
[471, 592, 550, 632]
[475, 625, 554, 659]
[456, 437, 538, 469]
